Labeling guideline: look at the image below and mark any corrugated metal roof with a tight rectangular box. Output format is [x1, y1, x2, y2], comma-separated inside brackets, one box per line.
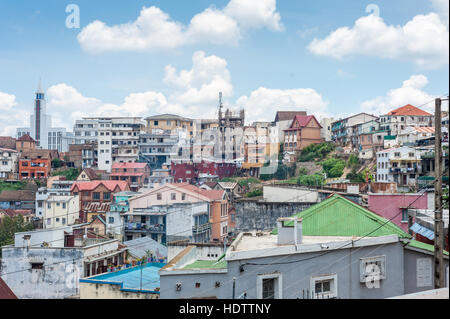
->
[272, 194, 410, 238]
[123, 236, 167, 261]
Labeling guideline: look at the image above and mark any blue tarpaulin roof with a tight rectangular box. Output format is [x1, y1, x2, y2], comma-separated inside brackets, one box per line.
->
[410, 223, 435, 240]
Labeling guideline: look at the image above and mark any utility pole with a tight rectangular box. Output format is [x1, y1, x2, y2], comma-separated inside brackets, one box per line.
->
[434, 98, 444, 288]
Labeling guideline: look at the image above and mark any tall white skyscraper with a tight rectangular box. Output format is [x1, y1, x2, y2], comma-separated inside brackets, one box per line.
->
[16, 81, 70, 152]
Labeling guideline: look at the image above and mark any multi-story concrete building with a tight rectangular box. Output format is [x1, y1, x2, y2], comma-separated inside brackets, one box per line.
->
[109, 162, 150, 191]
[124, 202, 211, 244]
[1, 227, 127, 299]
[331, 113, 378, 146]
[73, 119, 99, 145]
[105, 191, 138, 240]
[43, 195, 80, 229]
[139, 130, 190, 169]
[242, 124, 279, 177]
[92, 117, 144, 172]
[380, 104, 434, 137]
[35, 180, 73, 219]
[16, 82, 70, 152]
[129, 183, 230, 242]
[0, 148, 19, 180]
[376, 146, 422, 189]
[144, 114, 195, 137]
[397, 127, 435, 146]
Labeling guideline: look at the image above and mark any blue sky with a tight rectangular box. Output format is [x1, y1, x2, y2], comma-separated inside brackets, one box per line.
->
[0, 0, 448, 135]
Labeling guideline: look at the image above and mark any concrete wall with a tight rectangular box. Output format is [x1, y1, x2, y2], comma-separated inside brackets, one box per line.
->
[403, 248, 449, 294]
[1, 247, 84, 299]
[160, 241, 407, 299]
[168, 245, 226, 262]
[263, 186, 319, 203]
[14, 227, 72, 248]
[79, 281, 159, 299]
[234, 200, 315, 232]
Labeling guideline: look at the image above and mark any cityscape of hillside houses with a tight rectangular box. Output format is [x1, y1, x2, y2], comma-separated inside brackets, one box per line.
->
[1, 0, 449, 304]
[0, 82, 448, 300]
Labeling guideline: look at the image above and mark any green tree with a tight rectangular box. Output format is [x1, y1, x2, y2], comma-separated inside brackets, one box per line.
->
[246, 188, 263, 198]
[321, 158, 345, 178]
[0, 215, 34, 256]
[52, 158, 62, 168]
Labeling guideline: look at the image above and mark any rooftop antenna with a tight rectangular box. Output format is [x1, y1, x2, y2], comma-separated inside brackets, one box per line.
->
[37, 77, 43, 93]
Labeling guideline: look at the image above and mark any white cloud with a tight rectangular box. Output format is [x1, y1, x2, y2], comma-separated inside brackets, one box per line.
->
[224, 0, 283, 31]
[431, 0, 449, 26]
[0, 92, 30, 136]
[236, 87, 329, 123]
[77, 0, 283, 53]
[308, 11, 449, 69]
[360, 74, 436, 115]
[164, 51, 233, 109]
[0, 92, 17, 111]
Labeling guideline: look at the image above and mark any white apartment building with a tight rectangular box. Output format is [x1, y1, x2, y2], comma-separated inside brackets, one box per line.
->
[93, 117, 144, 172]
[73, 119, 99, 144]
[320, 117, 334, 142]
[43, 195, 79, 229]
[379, 104, 434, 137]
[0, 148, 19, 179]
[376, 146, 421, 188]
[36, 181, 73, 219]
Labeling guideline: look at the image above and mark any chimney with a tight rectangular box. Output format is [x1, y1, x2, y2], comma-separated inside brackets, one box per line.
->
[277, 217, 302, 245]
[23, 234, 31, 249]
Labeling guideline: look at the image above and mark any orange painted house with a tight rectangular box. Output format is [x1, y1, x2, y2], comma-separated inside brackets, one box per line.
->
[19, 158, 51, 180]
[283, 115, 323, 152]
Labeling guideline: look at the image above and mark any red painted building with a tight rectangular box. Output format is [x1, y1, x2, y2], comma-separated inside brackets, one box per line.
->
[171, 161, 237, 183]
[368, 193, 429, 233]
[109, 162, 150, 191]
[18, 158, 51, 180]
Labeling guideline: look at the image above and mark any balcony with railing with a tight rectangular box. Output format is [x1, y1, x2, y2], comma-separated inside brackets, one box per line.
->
[125, 222, 166, 233]
[192, 223, 211, 234]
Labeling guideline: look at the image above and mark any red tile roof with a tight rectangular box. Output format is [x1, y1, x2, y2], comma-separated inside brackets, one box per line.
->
[0, 209, 33, 217]
[17, 134, 35, 142]
[285, 115, 322, 131]
[0, 277, 17, 299]
[386, 104, 432, 116]
[112, 162, 148, 169]
[71, 180, 129, 192]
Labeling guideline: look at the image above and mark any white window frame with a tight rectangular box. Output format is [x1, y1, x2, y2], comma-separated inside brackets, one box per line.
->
[360, 255, 386, 284]
[256, 273, 283, 299]
[310, 274, 337, 299]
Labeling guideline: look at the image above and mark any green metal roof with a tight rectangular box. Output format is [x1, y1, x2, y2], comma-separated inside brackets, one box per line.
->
[182, 259, 227, 270]
[404, 239, 449, 256]
[271, 194, 411, 239]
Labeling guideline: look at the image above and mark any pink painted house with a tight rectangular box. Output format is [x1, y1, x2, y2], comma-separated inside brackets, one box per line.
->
[368, 193, 429, 232]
